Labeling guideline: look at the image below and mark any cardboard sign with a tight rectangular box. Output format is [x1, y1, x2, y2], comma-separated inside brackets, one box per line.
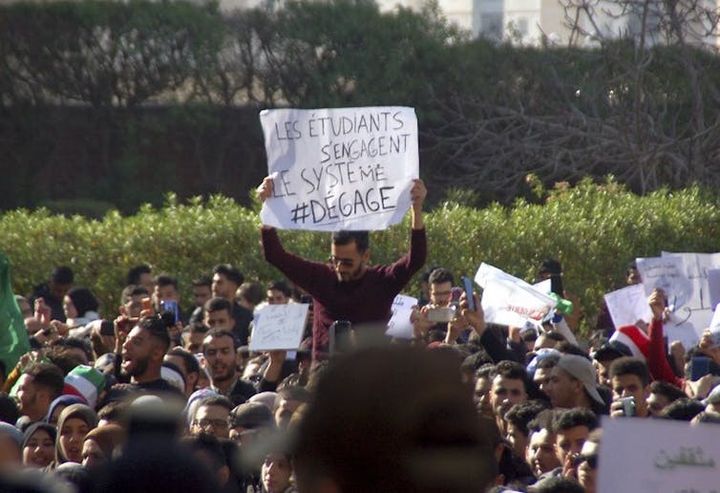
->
[474, 263, 556, 327]
[598, 418, 720, 493]
[604, 284, 653, 329]
[249, 304, 309, 351]
[259, 107, 419, 231]
[385, 294, 418, 339]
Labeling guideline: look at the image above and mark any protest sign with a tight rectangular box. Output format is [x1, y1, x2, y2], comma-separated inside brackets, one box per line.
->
[661, 252, 720, 339]
[709, 304, 720, 332]
[385, 294, 418, 339]
[598, 418, 720, 493]
[636, 256, 693, 310]
[475, 263, 556, 327]
[249, 303, 309, 351]
[603, 284, 653, 329]
[259, 107, 419, 231]
[708, 268, 720, 310]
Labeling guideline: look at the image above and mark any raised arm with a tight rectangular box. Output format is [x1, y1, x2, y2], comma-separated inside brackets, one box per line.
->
[410, 178, 426, 230]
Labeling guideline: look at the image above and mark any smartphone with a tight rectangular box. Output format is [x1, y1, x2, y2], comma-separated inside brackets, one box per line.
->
[160, 300, 180, 324]
[330, 320, 353, 354]
[618, 396, 636, 417]
[461, 276, 476, 311]
[427, 307, 455, 323]
[690, 356, 712, 381]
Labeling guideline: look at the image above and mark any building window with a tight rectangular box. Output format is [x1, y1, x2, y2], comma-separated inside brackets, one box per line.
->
[480, 13, 503, 40]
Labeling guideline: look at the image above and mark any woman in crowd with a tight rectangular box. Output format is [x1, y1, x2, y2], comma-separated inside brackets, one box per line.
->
[22, 422, 56, 469]
[53, 403, 97, 467]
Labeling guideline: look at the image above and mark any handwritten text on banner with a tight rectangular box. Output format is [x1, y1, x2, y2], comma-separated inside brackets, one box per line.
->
[259, 107, 419, 231]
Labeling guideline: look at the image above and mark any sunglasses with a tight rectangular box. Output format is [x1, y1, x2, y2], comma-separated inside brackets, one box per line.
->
[573, 453, 598, 469]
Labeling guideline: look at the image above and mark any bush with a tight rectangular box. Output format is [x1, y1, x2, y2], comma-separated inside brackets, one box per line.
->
[2, 180, 719, 334]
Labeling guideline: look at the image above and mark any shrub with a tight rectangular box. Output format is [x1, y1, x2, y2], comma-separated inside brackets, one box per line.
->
[2, 179, 719, 334]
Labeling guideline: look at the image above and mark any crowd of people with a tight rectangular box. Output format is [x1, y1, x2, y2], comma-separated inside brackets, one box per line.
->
[0, 177, 719, 493]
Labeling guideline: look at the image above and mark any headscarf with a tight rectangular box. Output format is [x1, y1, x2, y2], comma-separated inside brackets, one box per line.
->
[22, 422, 57, 450]
[55, 403, 98, 464]
[45, 395, 86, 424]
[83, 424, 125, 460]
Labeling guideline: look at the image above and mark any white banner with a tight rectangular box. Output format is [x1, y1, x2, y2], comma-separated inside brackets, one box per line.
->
[598, 418, 720, 493]
[259, 107, 419, 231]
[249, 304, 309, 351]
[604, 284, 653, 329]
[385, 294, 418, 339]
[475, 263, 556, 328]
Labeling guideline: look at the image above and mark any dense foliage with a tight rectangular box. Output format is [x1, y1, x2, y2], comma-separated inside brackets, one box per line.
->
[2, 180, 719, 334]
[2, 0, 719, 213]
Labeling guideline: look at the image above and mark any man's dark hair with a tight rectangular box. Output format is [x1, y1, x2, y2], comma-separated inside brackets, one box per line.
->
[494, 360, 530, 392]
[278, 385, 311, 403]
[534, 476, 584, 493]
[609, 357, 650, 386]
[50, 336, 93, 362]
[127, 264, 152, 285]
[51, 266, 74, 285]
[331, 230, 369, 253]
[536, 354, 561, 371]
[544, 332, 567, 343]
[121, 285, 149, 303]
[202, 329, 238, 353]
[167, 347, 200, 375]
[97, 400, 128, 424]
[475, 363, 496, 381]
[204, 297, 233, 315]
[196, 395, 234, 414]
[189, 322, 211, 335]
[461, 351, 493, 374]
[268, 280, 292, 298]
[648, 381, 686, 403]
[527, 409, 557, 434]
[294, 347, 498, 492]
[659, 398, 705, 421]
[138, 316, 171, 352]
[555, 342, 591, 360]
[155, 274, 178, 289]
[552, 408, 599, 433]
[181, 434, 227, 472]
[212, 264, 243, 286]
[192, 276, 212, 288]
[538, 259, 563, 277]
[0, 392, 19, 424]
[504, 401, 549, 437]
[45, 350, 86, 375]
[237, 282, 264, 305]
[24, 363, 64, 398]
[428, 268, 454, 286]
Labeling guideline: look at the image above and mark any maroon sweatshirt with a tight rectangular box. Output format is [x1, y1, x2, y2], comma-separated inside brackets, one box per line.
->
[261, 226, 427, 358]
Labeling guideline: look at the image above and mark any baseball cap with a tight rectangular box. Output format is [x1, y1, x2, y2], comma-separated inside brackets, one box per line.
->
[556, 354, 605, 406]
[592, 340, 632, 361]
[703, 384, 720, 406]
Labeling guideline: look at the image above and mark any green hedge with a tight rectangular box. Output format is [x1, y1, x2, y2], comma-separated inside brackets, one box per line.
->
[2, 180, 719, 333]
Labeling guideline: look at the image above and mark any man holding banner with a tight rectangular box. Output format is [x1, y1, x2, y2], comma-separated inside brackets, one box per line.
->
[257, 176, 427, 359]
[256, 106, 427, 359]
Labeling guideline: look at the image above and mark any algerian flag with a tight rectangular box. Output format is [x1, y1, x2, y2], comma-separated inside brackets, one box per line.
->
[0, 252, 30, 372]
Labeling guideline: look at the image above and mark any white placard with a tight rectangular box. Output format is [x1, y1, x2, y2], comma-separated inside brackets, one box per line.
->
[603, 284, 653, 329]
[259, 107, 419, 231]
[598, 418, 720, 493]
[707, 268, 720, 310]
[709, 304, 720, 332]
[474, 263, 557, 327]
[249, 304, 309, 351]
[385, 294, 418, 339]
[636, 256, 693, 310]
[661, 252, 720, 339]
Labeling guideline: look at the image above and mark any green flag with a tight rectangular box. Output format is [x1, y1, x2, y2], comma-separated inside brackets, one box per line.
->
[0, 252, 30, 373]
